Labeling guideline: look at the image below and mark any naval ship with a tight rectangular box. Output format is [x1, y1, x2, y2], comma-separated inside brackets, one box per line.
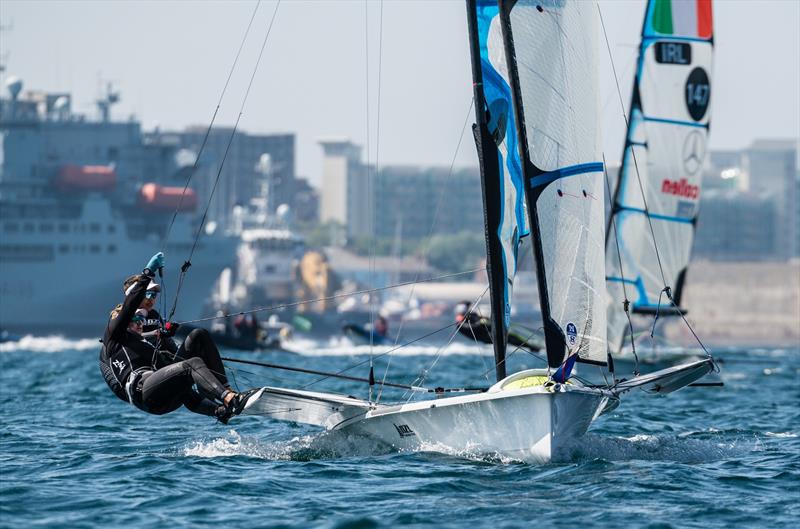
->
[0, 78, 238, 336]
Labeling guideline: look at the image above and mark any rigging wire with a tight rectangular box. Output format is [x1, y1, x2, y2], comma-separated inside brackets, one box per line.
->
[597, 5, 711, 361]
[176, 267, 485, 325]
[161, 0, 263, 248]
[597, 4, 668, 290]
[603, 153, 639, 376]
[301, 321, 462, 390]
[376, 98, 477, 403]
[403, 285, 490, 402]
[167, 0, 283, 322]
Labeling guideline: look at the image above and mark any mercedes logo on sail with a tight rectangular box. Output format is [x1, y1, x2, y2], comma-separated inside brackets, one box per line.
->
[682, 130, 705, 176]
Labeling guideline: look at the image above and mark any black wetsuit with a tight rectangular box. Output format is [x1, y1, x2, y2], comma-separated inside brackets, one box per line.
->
[99, 273, 230, 416]
[140, 308, 179, 354]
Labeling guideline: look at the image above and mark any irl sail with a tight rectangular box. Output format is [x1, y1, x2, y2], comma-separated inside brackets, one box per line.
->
[499, 0, 607, 367]
[606, 0, 714, 353]
[466, 0, 529, 381]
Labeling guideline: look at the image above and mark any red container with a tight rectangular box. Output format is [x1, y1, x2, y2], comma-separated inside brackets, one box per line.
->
[56, 165, 117, 191]
[139, 183, 198, 212]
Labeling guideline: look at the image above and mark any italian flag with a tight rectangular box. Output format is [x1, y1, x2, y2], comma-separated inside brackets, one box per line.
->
[651, 0, 713, 39]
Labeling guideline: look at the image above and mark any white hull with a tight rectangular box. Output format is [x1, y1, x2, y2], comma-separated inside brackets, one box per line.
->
[0, 195, 238, 335]
[244, 370, 618, 464]
[337, 385, 612, 463]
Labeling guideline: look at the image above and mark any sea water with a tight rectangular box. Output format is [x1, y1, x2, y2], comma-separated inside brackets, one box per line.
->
[1, 337, 797, 528]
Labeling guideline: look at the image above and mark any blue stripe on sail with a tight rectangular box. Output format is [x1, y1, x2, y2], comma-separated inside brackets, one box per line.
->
[618, 206, 694, 224]
[529, 162, 604, 188]
[476, 0, 526, 333]
[642, 116, 707, 128]
[607, 275, 649, 305]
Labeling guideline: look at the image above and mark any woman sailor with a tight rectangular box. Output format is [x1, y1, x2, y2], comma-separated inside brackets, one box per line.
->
[99, 252, 258, 423]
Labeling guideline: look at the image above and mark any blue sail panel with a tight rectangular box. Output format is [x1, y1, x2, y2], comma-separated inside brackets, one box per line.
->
[467, 0, 529, 380]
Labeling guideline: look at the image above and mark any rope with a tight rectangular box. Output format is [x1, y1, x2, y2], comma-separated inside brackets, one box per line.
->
[403, 286, 490, 402]
[598, 5, 711, 364]
[167, 0, 282, 321]
[376, 100, 477, 403]
[161, 0, 263, 248]
[603, 153, 639, 376]
[598, 5, 668, 289]
[301, 321, 462, 390]
[176, 267, 484, 325]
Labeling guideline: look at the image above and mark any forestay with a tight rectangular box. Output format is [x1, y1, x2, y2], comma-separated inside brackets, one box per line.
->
[466, 0, 530, 380]
[499, 0, 607, 367]
[606, 0, 713, 353]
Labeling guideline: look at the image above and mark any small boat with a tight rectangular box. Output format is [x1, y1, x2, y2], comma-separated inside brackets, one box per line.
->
[342, 317, 389, 346]
[240, 0, 716, 463]
[0, 329, 22, 344]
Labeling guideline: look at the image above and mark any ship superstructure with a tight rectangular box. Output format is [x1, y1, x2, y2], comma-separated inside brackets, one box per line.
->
[0, 79, 237, 335]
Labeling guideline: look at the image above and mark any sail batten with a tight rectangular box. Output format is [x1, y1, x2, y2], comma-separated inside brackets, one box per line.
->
[499, 0, 607, 368]
[606, 0, 714, 354]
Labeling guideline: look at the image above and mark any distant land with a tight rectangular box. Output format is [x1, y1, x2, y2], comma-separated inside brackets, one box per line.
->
[665, 260, 800, 347]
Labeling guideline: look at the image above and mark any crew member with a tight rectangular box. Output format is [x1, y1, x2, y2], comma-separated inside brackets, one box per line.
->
[455, 301, 542, 352]
[99, 252, 258, 423]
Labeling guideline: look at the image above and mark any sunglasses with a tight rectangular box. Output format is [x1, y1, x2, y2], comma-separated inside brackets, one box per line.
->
[145, 291, 158, 299]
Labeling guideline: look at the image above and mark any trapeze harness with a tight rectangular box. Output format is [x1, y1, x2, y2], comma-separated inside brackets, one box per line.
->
[99, 338, 164, 412]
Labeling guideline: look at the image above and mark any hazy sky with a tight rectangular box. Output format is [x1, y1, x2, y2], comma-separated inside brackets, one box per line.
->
[2, 0, 799, 185]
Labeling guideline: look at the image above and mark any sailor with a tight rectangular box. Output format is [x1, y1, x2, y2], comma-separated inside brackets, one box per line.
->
[121, 275, 227, 368]
[99, 252, 257, 423]
[374, 316, 388, 338]
[454, 300, 542, 352]
[122, 275, 164, 337]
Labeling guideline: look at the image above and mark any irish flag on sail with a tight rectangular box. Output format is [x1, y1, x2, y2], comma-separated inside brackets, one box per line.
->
[647, 0, 713, 39]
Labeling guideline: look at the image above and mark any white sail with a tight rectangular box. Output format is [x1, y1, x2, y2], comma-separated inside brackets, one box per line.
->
[467, 0, 530, 380]
[606, 0, 713, 353]
[501, 0, 607, 365]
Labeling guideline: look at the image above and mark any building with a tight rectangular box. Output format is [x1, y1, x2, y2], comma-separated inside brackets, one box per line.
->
[149, 127, 297, 230]
[318, 139, 484, 244]
[694, 190, 778, 261]
[0, 80, 237, 335]
[318, 139, 369, 237]
[374, 165, 483, 241]
[746, 140, 798, 259]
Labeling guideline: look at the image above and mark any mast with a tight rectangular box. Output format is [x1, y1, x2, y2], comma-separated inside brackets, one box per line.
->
[604, 0, 714, 353]
[465, 0, 530, 381]
[498, 0, 608, 369]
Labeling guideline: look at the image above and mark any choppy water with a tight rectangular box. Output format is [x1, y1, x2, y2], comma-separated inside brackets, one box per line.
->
[1, 337, 798, 528]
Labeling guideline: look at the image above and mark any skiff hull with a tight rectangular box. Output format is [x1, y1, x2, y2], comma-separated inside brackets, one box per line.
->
[335, 386, 615, 464]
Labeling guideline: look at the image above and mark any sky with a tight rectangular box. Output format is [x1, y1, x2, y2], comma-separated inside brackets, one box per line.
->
[2, 0, 799, 186]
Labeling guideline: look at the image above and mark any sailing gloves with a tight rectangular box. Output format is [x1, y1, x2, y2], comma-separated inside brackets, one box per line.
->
[144, 252, 164, 276]
[163, 321, 180, 337]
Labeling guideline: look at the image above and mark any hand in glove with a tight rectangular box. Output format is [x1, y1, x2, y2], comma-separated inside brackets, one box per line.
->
[144, 252, 164, 275]
[163, 321, 180, 337]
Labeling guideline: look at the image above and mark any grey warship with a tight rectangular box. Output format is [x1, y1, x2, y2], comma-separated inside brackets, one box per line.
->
[0, 78, 237, 336]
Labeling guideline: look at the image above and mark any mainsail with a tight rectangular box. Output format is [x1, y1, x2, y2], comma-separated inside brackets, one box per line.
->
[466, 0, 530, 381]
[498, 0, 607, 368]
[606, 0, 713, 353]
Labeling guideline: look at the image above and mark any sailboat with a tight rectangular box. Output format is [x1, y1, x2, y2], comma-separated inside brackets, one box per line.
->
[241, 0, 715, 463]
[605, 0, 714, 356]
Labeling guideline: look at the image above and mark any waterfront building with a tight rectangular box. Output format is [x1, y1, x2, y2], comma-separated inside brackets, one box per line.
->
[694, 190, 778, 261]
[150, 127, 298, 230]
[746, 139, 798, 258]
